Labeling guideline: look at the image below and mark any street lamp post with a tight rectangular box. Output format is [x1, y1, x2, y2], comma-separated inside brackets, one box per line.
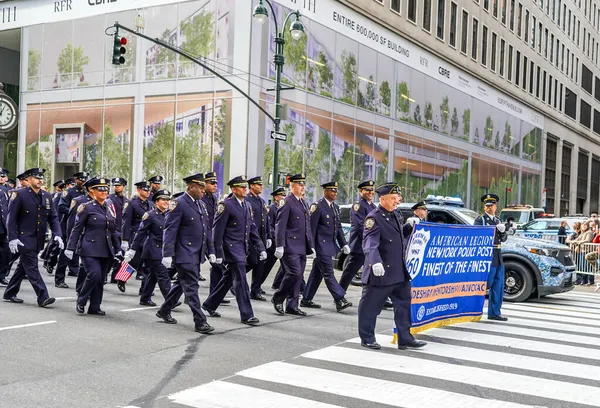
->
[253, 0, 304, 190]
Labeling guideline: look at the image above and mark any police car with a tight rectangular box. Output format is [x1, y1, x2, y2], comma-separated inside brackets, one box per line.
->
[516, 217, 587, 241]
[335, 199, 575, 302]
[499, 205, 546, 226]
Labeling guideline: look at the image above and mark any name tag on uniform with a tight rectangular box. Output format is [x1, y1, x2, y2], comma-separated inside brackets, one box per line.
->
[46, 197, 50, 209]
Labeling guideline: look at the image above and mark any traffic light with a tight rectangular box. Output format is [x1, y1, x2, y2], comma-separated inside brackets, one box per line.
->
[112, 33, 127, 65]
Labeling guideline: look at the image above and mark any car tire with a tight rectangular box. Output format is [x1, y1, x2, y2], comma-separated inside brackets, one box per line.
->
[503, 260, 534, 302]
[342, 256, 363, 287]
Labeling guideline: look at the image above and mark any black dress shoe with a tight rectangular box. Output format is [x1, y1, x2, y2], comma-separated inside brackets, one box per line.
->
[220, 299, 231, 304]
[55, 282, 69, 289]
[241, 317, 260, 326]
[88, 310, 106, 316]
[140, 300, 157, 307]
[397, 340, 427, 350]
[383, 299, 393, 309]
[259, 288, 266, 295]
[488, 315, 509, 321]
[271, 297, 285, 315]
[361, 341, 381, 350]
[45, 265, 54, 275]
[195, 323, 215, 334]
[202, 306, 221, 317]
[300, 299, 321, 308]
[39, 297, 56, 308]
[4, 296, 23, 304]
[285, 307, 307, 316]
[0, 277, 8, 286]
[198, 273, 206, 282]
[156, 310, 177, 324]
[76, 304, 85, 314]
[251, 293, 267, 301]
[335, 298, 352, 312]
[117, 281, 126, 293]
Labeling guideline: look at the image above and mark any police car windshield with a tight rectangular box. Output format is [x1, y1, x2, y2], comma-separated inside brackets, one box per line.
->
[500, 211, 530, 224]
[451, 208, 479, 225]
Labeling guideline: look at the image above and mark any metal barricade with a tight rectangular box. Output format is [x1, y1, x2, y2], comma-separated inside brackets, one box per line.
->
[569, 242, 600, 292]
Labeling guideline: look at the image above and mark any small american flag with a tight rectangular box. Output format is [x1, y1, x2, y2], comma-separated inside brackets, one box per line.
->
[115, 262, 136, 282]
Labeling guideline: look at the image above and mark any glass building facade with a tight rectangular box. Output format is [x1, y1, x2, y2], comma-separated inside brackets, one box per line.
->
[15, 0, 542, 211]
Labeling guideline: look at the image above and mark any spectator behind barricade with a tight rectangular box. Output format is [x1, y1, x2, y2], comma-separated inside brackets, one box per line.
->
[558, 220, 568, 245]
[591, 213, 599, 229]
[566, 222, 581, 244]
[571, 222, 594, 285]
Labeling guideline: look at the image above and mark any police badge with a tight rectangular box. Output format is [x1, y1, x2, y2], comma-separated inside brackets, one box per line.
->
[309, 203, 317, 215]
[62, 190, 68, 197]
[77, 203, 86, 213]
[142, 212, 150, 221]
[10, 192, 17, 201]
[278, 199, 285, 208]
[217, 203, 225, 214]
[169, 200, 178, 211]
[353, 203, 360, 212]
[365, 218, 375, 230]
[123, 202, 129, 211]
[45, 197, 50, 209]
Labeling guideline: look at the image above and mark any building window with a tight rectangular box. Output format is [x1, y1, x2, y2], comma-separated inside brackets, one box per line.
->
[493, 0, 499, 17]
[562, 4, 566, 30]
[491, 32, 497, 71]
[391, 0, 401, 13]
[567, 9, 571, 36]
[595, 77, 600, 102]
[524, 9, 529, 42]
[472, 17, 479, 60]
[481, 25, 488, 65]
[580, 99, 592, 128]
[510, 0, 515, 29]
[502, 0, 507, 23]
[408, 0, 417, 22]
[484, 0, 490, 11]
[550, 33, 554, 62]
[557, 0, 561, 25]
[423, 0, 432, 31]
[522, 55, 528, 90]
[565, 87, 577, 119]
[449, 2, 458, 46]
[548, 74, 553, 105]
[538, 22, 542, 53]
[508, 45, 514, 81]
[594, 109, 600, 134]
[542, 70, 547, 101]
[531, 16, 536, 49]
[499, 38, 506, 76]
[517, 3, 523, 36]
[514, 49, 520, 84]
[529, 60, 535, 94]
[577, 20, 580, 46]
[461, 10, 469, 53]
[437, 0, 445, 39]
[544, 28, 548, 58]
[554, 78, 558, 108]
[561, 43, 565, 71]
[583, 27, 587, 53]
[536, 65, 541, 97]
[552, 0, 556, 20]
[559, 83, 563, 111]
[555, 38, 560, 68]
[566, 48, 570, 76]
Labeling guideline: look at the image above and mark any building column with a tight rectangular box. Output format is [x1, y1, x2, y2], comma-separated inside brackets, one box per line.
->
[569, 143, 578, 215]
[585, 152, 593, 215]
[540, 132, 547, 209]
[555, 140, 563, 216]
[16, 26, 30, 174]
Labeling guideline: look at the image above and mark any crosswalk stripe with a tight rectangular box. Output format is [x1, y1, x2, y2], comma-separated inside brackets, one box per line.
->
[168, 381, 344, 408]
[457, 321, 598, 345]
[301, 346, 600, 406]
[534, 298, 600, 310]
[422, 327, 600, 361]
[551, 291, 600, 301]
[347, 335, 600, 381]
[505, 302, 599, 314]
[237, 361, 540, 408]
[486, 314, 600, 336]
[500, 308, 600, 328]
[503, 302, 600, 318]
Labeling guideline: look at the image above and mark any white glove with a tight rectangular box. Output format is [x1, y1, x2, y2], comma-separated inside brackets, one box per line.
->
[372, 263, 385, 277]
[215, 258, 223, 264]
[274, 246, 284, 259]
[64, 249, 74, 260]
[8, 239, 24, 254]
[266, 239, 272, 249]
[161, 257, 173, 269]
[407, 217, 420, 227]
[124, 249, 136, 263]
[342, 245, 350, 255]
[54, 236, 65, 250]
[121, 241, 129, 252]
[496, 223, 506, 233]
[209, 254, 216, 263]
[259, 251, 267, 261]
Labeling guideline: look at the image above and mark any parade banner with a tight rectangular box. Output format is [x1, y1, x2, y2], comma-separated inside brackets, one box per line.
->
[396, 222, 496, 339]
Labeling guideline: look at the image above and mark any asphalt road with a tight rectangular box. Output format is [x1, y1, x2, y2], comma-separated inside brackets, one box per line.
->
[1, 262, 599, 408]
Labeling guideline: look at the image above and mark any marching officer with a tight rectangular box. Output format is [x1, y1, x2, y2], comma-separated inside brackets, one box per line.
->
[41, 179, 66, 274]
[65, 178, 120, 316]
[156, 173, 215, 334]
[358, 182, 426, 351]
[107, 177, 128, 282]
[127, 189, 173, 307]
[57, 171, 88, 278]
[7, 178, 16, 190]
[57, 182, 95, 291]
[404, 200, 428, 231]
[301, 181, 351, 312]
[0, 183, 9, 286]
[474, 193, 509, 321]
[147, 175, 163, 205]
[271, 174, 314, 317]
[203, 176, 266, 325]
[0, 168, 9, 191]
[121, 181, 153, 290]
[340, 179, 376, 292]
[245, 176, 272, 300]
[264, 188, 286, 289]
[201, 171, 221, 285]
[16, 173, 29, 189]
[3, 168, 63, 307]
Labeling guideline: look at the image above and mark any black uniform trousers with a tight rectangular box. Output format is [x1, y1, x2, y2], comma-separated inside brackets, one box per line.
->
[78, 256, 111, 312]
[339, 253, 365, 292]
[140, 259, 172, 302]
[358, 281, 414, 345]
[204, 262, 254, 321]
[3, 249, 51, 305]
[260, 246, 277, 286]
[55, 250, 80, 284]
[128, 250, 147, 288]
[303, 255, 345, 302]
[246, 259, 266, 297]
[0, 248, 18, 281]
[272, 253, 305, 310]
[0, 235, 10, 280]
[272, 264, 285, 289]
[209, 262, 225, 295]
[159, 264, 207, 326]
